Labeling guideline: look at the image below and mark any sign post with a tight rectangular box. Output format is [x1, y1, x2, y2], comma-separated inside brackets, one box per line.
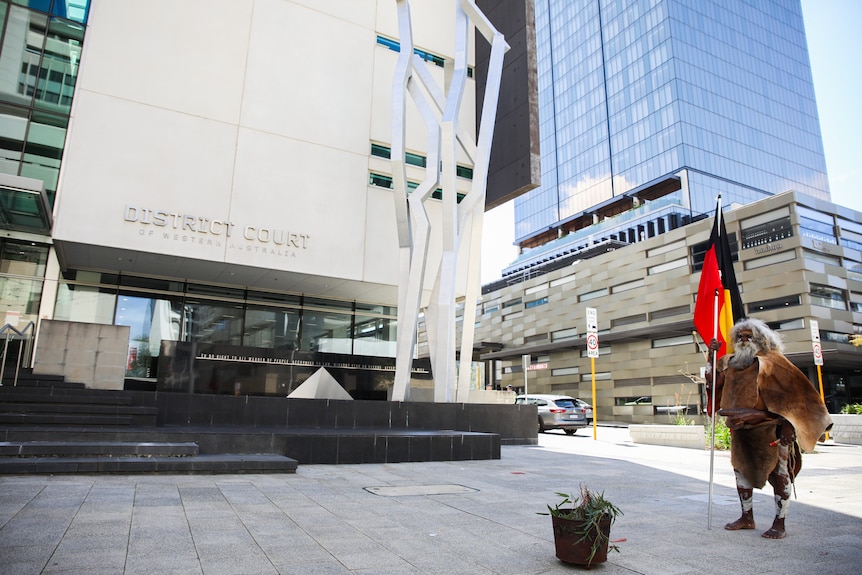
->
[586, 307, 599, 440]
[522, 354, 530, 398]
[810, 320, 829, 440]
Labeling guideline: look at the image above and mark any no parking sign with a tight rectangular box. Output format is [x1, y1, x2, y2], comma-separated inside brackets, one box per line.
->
[810, 320, 823, 366]
[586, 307, 599, 358]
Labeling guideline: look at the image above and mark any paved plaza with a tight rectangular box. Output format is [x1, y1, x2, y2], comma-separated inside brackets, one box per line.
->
[1, 426, 860, 575]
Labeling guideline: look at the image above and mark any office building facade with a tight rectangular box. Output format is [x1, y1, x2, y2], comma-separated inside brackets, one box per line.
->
[476, 191, 862, 422]
[0, 0, 481, 397]
[508, 0, 830, 276]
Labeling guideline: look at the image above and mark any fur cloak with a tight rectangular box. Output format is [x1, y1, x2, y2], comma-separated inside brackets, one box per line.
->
[718, 351, 833, 488]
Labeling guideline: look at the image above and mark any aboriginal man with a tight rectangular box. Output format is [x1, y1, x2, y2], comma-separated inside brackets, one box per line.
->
[708, 317, 832, 539]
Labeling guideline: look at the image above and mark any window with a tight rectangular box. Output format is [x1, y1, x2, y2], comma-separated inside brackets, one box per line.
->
[376, 35, 473, 77]
[353, 314, 397, 357]
[821, 331, 850, 344]
[370, 143, 390, 159]
[612, 314, 645, 328]
[747, 295, 801, 313]
[552, 366, 579, 377]
[405, 152, 426, 167]
[579, 288, 607, 302]
[648, 258, 686, 275]
[690, 232, 739, 272]
[550, 274, 577, 288]
[740, 216, 792, 249]
[803, 250, 841, 267]
[652, 334, 694, 348]
[116, 295, 184, 377]
[744, 250, 796, 270]
[650, 306, 689, 320]
[370, 173, 393, 188]
[617, 396, 651, 406]
[552, 327, 578, 342]
[810, 284, 846, 310]
[525, 296, 548, 309]
[183, 298, 244, 346]
[797, 205, 836, 245]
[765, 318, 805, 331]
[524, 333, 548, 343]
[581, 371, 612, 382]
[612, 279, 644, 293]
[839, 227, 862, 251]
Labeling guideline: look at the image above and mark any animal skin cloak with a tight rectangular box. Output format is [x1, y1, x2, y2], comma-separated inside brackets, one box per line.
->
[718, 351, 833, 488]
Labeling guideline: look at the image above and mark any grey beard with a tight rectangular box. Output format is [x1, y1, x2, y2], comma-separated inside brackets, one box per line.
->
[728, 343, 758, 369]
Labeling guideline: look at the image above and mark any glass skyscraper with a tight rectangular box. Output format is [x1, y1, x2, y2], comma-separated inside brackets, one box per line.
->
[513, 0, 829, 257]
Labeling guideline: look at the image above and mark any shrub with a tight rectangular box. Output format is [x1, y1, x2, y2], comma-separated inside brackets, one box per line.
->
[840, 403, 862, 414]
[705, 417, 731, 450]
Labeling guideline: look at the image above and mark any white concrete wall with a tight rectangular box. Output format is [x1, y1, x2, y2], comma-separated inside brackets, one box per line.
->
[52, 0, 474, 293]
[33, 320, 130, 389]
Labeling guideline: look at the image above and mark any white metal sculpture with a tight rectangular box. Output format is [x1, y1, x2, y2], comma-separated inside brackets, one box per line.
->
[391, 0, 508, 402]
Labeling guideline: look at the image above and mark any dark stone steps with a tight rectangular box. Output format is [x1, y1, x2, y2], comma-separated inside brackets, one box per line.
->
[0, 440, 199, 457]
[0, 426, 501, 465]
[0, 391, 135, 405]
[0, 453, 298, 475]
[0, 413, 137, 426]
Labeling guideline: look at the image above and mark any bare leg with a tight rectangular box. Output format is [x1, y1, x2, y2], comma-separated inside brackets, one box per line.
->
[763, 444, 792, 539]
[726, 470, 756, 531]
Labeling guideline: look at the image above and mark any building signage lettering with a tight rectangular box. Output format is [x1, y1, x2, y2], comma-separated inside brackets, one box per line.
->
[124, 205, 310, 254]
[753, 242, 782, 255]
[195, 352, 430, 374]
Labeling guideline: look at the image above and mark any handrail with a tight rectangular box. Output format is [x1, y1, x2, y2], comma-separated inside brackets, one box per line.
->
[0, 321, 35, 387]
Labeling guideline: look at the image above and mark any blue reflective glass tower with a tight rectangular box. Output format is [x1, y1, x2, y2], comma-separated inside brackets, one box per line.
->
[514, 0, 828, 254]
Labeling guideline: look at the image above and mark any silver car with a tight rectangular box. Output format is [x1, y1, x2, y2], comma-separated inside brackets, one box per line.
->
[515, 394, 588, 434]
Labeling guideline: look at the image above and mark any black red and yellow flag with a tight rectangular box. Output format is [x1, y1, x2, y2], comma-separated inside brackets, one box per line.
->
[694, 198, 744, 359]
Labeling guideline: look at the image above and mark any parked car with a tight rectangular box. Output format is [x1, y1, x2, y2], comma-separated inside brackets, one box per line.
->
[572, 398, 593, 422]
[515, 394, 588, 434]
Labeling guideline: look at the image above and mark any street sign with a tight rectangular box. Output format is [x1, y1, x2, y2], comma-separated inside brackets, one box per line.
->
[810, 320, 823, 365]
[586, 333, 599, 358]
[526, 362, 549, 371]
[810, 320, 820, 343]
[586, 307, 598, 334]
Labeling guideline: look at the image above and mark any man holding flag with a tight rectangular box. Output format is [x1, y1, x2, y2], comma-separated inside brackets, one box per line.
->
[696, 197, 832, 539]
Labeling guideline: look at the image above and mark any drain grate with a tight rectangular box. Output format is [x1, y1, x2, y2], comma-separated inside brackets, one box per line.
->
[364, 484, 478, 497]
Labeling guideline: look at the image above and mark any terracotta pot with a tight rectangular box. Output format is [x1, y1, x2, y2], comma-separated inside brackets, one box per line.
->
[551, 511, 612, 567]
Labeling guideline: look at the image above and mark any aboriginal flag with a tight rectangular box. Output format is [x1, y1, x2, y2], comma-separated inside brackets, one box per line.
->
[694, 198, 744, 359]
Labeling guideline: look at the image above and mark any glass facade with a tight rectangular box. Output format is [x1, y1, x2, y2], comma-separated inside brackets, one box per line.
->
[53, 272, 399, 379]
[0, 1, 88, 205]
[517, 0, 829, 244]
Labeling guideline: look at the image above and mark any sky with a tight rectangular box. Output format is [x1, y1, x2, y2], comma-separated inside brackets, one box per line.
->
[480, 0, 862, 285]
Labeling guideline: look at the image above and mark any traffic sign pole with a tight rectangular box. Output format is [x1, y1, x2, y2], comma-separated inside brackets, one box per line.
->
[810, 321, 829, 441]
[586, 308, 598, 440]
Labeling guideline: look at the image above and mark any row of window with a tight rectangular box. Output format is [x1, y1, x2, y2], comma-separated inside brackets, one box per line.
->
[370, 143, 474, 179]
[376, 35, 474, 78]
[506, 315, 857, 383]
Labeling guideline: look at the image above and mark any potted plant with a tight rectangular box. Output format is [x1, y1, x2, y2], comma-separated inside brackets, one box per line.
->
[540, 484, 623, 567]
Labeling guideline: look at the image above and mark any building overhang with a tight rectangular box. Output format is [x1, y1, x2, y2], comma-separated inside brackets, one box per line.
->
[0, 174, 52, 235]
[51, 240, 401, 304]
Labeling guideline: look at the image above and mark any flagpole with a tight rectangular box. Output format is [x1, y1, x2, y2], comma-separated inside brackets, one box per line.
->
[707, 194, 722, 531]
[708, 288, 718, 530]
